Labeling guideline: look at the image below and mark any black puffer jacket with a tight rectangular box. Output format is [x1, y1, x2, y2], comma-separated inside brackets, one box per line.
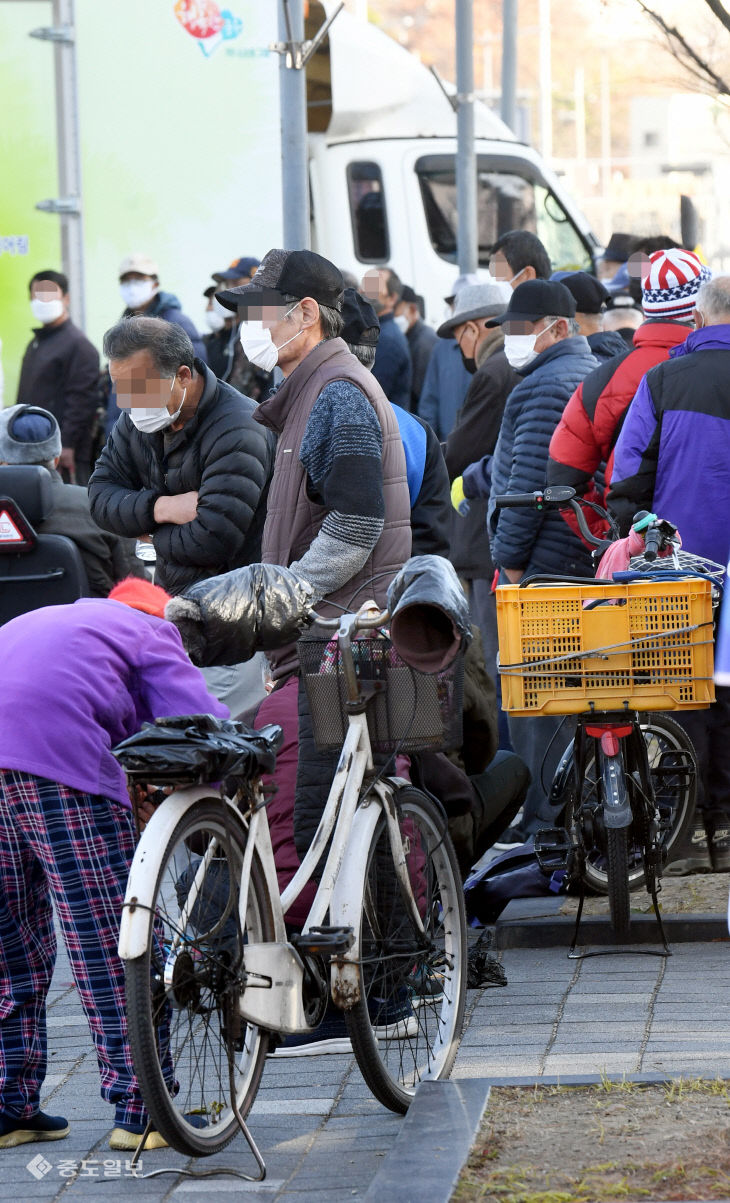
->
[88, 360, 274, 594]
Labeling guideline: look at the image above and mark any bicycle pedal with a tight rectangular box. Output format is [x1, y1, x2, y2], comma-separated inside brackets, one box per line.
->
[533, 827, 572, 873]
[291, 926, 355, 957]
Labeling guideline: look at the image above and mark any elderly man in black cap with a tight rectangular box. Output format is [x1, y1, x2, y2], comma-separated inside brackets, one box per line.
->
[216, 248, 411, 659]
[559, 271, 627, 363]
[486, 279, 598, 843]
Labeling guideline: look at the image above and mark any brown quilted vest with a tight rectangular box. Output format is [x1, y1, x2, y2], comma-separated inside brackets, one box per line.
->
[254, 337, 411, 678]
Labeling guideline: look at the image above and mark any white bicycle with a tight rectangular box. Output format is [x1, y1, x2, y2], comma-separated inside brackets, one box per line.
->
[116, 603, 467, 1160]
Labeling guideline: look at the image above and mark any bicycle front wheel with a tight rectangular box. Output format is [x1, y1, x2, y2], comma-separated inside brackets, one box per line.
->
[345, 787, 467, 1114]
[125, 799, 273, 1156]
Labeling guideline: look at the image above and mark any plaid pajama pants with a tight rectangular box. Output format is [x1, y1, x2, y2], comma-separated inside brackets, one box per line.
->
[0, 769, 149, 1127]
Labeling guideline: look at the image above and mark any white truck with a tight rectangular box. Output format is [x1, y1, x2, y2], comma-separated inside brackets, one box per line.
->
[0, 0, 599, 401]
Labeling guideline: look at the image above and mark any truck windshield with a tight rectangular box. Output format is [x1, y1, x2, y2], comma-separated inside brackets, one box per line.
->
[416, 156, 593, 272]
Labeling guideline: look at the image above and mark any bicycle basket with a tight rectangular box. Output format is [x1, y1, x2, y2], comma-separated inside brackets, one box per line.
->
[626, 549, 725, 603]
[297, 632, 464, 754]
[496, 578, 715, 716]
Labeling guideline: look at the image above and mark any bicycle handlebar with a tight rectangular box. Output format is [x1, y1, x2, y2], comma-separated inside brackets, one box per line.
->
[307, 606, 390, 632]
[492, 486, 610, 550]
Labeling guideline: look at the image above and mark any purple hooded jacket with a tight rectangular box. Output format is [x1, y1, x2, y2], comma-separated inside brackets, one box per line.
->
[0, 598, 228, 805]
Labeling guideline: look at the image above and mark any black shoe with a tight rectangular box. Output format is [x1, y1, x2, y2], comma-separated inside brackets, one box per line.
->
[708, 824, 730, 873]
[665, 821, 711, 876]
[493, 824, 529, 850]
[0, 1111, 69, 1148]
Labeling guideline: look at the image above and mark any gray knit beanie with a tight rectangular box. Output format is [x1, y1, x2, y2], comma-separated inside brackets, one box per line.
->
[0, 406, 62, 464]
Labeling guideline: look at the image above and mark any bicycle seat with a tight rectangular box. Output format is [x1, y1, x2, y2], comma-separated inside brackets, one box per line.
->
[113, 714, 283, 784]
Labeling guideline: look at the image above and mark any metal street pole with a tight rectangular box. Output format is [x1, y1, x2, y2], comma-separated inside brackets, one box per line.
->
[455, 0, 477, 274]
[500, 0, 517, 135]
[278, 0, 310, 250]
[30, 0, 86, 327]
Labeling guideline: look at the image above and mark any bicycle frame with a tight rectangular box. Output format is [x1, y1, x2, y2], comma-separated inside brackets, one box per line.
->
[118, 666, 426, 1038]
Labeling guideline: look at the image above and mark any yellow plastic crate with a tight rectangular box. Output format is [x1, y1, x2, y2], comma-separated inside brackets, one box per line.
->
[496, 578, 715, 716]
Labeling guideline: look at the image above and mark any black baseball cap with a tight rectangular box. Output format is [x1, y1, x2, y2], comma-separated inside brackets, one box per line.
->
[559, 271, 609, 314]
[341, 288, 380, 347]
[487, 279, 576, 327]
[216, 248, 345, 312]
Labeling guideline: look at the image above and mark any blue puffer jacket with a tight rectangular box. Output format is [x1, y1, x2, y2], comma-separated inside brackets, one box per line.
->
[488, 336, 598, 578]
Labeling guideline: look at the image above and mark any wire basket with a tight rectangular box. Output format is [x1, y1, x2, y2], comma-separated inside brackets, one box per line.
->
[298, 632, 464, 754]
[626, 549, 725, 604]
[496, 578, 715, 716]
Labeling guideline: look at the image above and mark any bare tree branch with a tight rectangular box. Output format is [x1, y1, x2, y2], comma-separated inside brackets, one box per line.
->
[636, 0, 730, 95]
[703, 0, 730, 36]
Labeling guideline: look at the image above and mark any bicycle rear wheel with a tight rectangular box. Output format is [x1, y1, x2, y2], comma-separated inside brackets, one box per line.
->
[579, 715, 695, 895]
[125, 799, 273, 1156]
[344, 787, 467, 1114]
[606, 826, 631, 939]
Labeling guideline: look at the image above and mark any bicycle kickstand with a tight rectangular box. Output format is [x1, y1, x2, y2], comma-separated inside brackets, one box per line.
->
[128, 1047, 267, 1182]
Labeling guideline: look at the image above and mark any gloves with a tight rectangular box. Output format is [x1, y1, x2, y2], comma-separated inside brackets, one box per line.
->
[450, 476, 470, 516]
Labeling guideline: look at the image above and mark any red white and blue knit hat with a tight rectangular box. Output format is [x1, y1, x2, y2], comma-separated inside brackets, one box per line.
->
[641, 248, 711, 320]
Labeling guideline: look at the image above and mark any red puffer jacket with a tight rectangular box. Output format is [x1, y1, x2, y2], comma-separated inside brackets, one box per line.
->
[546, 320, 690, 540]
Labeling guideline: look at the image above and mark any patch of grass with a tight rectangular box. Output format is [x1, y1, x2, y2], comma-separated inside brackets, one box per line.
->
[453, 1080, 730, 1203]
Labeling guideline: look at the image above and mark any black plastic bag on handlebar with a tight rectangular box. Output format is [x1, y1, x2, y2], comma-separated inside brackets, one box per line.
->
[112, 714, 283, 784]
[164, 563, 315, 667]
[387, 555, 471, 673]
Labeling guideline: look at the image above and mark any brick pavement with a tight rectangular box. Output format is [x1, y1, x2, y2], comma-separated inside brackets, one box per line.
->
[3, 921, 728, 1199]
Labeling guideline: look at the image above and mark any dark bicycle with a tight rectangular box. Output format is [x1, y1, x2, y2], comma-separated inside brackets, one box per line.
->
[492, 485, 723, 953]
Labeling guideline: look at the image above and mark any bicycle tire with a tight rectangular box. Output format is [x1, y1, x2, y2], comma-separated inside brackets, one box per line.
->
[606, 826, 631, 939]
[579, 715, 696, 895]
[344, 787, 467, 1114]
[641, 714, 697, 863]
[125, 798, 273, 1156]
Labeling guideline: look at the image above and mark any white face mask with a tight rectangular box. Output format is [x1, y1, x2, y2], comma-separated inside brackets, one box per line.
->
[31, 297, 65, 324]
[128, 377, 186, 433]
[204, 310, 226, 333]
[503, 319, 557, 370]
[503, 332, 538, 370]
[120, 278, 157, 309]
[393, 313, 410, 335]
[239, 304, 302, 371]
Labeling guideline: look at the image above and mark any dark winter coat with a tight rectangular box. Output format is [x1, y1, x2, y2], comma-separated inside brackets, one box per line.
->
[16, 319, 100, 462]
[609, 325, 730, 566]
[417, 338, 472, 440]
[445, 339, 519, 579]
[372, 311, 413, 410]
[586, 329, 630, 363]
[40, 470, 144, 597]
[488, 336, 598, 578]
[406, 318, 437, 408]
[392, 406, 451, 556]
[88, 360, 274, 595]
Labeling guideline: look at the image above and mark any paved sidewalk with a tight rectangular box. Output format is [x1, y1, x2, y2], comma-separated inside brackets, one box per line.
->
[3, 923, 729, 1199]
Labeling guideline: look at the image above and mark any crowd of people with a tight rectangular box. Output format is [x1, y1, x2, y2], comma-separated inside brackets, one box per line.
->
[1, 228, 729, 1148]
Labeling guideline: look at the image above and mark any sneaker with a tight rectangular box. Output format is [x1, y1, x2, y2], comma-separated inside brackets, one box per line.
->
[0, 1111, 69, 1149]
[665, 822, 711, 876]
[407, 964, 444, 1007]
[709, 825, 730, 873]
[493, 824, 529, 850]
[109, 1126, 168, 1152]
[368, 989, 419, 1038]
[269, 1008, 352, 1057]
